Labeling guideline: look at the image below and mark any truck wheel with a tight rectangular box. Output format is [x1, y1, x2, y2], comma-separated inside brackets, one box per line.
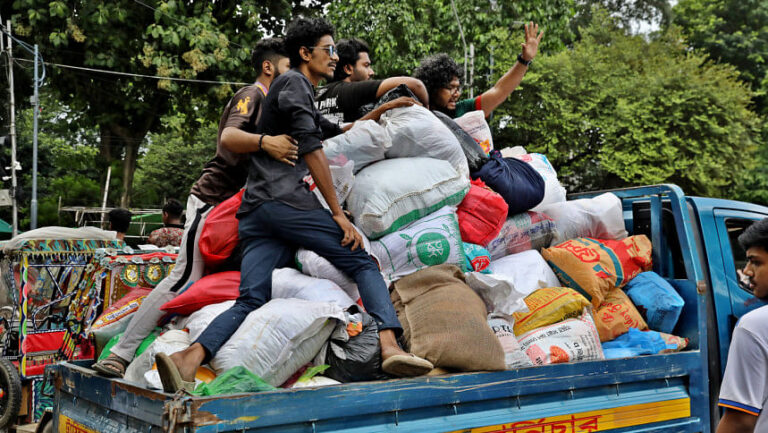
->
[0, 357, 21, 428]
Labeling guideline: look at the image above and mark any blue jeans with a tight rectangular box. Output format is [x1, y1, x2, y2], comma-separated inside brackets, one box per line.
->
[195, 201, 402, 360]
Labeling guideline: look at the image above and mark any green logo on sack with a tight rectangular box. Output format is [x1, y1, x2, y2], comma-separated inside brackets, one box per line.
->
[416, 232, 451, 266]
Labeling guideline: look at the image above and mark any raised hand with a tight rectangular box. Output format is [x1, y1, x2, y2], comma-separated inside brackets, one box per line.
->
[521, 22, 544, 62]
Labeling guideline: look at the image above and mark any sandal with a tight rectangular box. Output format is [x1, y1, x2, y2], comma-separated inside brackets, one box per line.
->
[92, 354, 129, 378]
[382, 354, 433, 378]
[155, 353, 196, 393]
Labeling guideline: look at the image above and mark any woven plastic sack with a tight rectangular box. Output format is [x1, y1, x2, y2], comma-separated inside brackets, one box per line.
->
[89, 286, 152, 349]
[211, 298, 345, 387]
[486, 212, 557, 260]
[514, 153, 567, 211]
[594, 288, 648, 342]
[371, 206, 467, 284]
[542, 235, 653, 308]
[199, 189, 243, 266]
[271, 268, 355, 309]
[186, 300, 235, 342]
[454, 110, 493, 154]
[463, 243, 491, 273]
[601, 328, 678, 359]
[471, 150, 545, 215]
[322, 120, 392, 173]
[161, 271, 240, 315]
[488, 314, 534, 369]
[487, 250, 561, 296]
[517, 309, 605, 366]
[348, 157, 469, 239]
[192, 366, 276, 396]
[380, 105, 469, 178]
[624, 271, 685, 334]
[305, 161, 356, 209]
[457, 179, 508, 246]
[539, 193, 627, 245]
[512, 287, 591, 336]
[433, 110, 488, 172]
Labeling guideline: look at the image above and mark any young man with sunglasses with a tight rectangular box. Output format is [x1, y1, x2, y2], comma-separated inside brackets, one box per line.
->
[413, 22, 543, 118]
[155, 17, 433, 393]
[315, 38, 429, 125]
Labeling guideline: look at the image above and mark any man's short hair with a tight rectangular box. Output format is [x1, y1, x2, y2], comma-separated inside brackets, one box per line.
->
[332, 38, 370, 82]
[162, 199, 184, 219]
[739, 218, 768, 251]
[108, 208, 132, 233]
[251, 37, 288, 75]
[285, 17, 335, 69]
[413, 53, 464, 102]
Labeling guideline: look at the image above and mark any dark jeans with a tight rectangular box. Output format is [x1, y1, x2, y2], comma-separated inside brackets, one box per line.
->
[195, 201, 402, 360]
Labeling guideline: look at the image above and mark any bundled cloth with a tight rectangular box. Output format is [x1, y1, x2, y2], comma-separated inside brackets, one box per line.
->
[471, 150, 545, 216]
[514, 153, 567, 211]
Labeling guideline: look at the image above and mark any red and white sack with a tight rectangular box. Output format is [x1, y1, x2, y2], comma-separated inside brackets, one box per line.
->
[486, 211, 557, 260]
[517, 309, 605, 366]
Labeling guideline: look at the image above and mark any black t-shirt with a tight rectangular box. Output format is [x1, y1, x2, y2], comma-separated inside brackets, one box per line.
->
[190, 83, 267, 206]
[315, 79, 382, 124]
[238, 69, 343, 217]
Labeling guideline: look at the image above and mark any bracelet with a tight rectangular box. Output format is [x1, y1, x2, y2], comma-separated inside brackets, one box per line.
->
[517, 53, 532, 67]
[258, 134, 265, 151]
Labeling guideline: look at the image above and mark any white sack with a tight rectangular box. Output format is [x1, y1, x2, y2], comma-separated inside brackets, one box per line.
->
[514, 153, 567, 211]
[487, 250, 561, 296]
[454, 110, 494, 155]
[539, 192, 627, 245]
[186, 300, 236, 342]
[322, 120, 391, 173]
[124, 330, 191, 387]
[211, 298, 345, 387]
[464, 273, 529, 316]
[271, 268, 355, 309]
[348, 157, 469, 239]
[517, 309, 604, 366]
[372, 206, 466, 284]
[307, 161, 355, 209]
[379, 105, 469, 178]
[488, 314, 534, 369]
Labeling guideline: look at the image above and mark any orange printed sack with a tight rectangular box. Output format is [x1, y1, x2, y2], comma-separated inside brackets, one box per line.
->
[512, 287, 591, 336]
[541, 235, 653, 308]
[594, 288, 648, 342]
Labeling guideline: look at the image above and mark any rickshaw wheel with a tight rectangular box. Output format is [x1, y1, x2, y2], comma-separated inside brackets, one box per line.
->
[0, 357, 21, 428]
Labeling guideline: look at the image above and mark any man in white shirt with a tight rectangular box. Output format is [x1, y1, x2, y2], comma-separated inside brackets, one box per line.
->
[717, 218, 768, 433]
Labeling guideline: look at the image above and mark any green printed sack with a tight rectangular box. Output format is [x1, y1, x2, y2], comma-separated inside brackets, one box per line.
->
[371, 206, 467, 284]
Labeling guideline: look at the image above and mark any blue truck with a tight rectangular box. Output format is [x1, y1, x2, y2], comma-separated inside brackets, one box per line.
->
[44, 184, 768, 432]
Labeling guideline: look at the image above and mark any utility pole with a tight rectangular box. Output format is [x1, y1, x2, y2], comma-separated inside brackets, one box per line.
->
[30, 43, 38, 229]
[4, 19, 19, 237]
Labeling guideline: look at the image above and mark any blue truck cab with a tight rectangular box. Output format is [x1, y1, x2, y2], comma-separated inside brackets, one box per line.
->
[47, 184, 768, 432]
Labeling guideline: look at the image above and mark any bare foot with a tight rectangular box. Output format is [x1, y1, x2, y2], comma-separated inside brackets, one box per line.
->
[169, 343, 206, 382]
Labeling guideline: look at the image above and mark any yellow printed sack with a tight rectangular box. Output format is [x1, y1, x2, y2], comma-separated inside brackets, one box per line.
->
[512, 287, 591, 336]
[594, 288, 648, 342]
[541, 236, 653, 308]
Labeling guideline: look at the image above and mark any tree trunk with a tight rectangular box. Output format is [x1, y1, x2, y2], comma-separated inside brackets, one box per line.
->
[120, 141, 140, 208]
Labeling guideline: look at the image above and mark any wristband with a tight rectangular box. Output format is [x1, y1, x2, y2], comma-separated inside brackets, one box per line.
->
[517, 53, 532, 67]
[258, 134, 265, 151]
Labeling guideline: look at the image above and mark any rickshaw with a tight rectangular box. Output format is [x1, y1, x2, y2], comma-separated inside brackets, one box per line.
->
[0, 235, 176, 430]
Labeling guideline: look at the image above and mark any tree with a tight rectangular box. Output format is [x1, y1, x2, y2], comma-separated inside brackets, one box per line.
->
[571, 1, 674, 35]
[7, 0, 327, 207]
[496, 13, 760, 196]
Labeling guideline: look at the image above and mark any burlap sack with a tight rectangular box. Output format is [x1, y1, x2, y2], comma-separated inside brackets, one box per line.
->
[541, 235, 653, 308]
[391, 264, 505, 371]
[594, 288, 648, 342]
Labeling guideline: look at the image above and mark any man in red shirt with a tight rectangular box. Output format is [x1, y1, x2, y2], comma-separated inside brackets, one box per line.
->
[147, 199, 185, 247]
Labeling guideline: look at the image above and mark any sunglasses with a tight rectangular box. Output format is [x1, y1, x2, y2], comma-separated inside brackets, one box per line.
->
[309, 45, 338, 57]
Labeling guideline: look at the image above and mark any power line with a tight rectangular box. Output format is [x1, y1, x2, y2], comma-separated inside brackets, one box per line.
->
[15, 58, 249, 85]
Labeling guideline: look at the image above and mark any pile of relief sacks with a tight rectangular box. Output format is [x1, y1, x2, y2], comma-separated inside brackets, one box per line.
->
[88, 88, 690, 393]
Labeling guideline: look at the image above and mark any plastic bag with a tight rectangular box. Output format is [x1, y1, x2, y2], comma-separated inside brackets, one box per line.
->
[539, 193, 628, 245]
[306, 161, 356, 208]
[601, 328, 677, 359]
[457, 179, 508, 246]
[464, 273, 531, 316]
[371, 206, 467, 284]
[98, 328, 159, 361]
[324, 307, 389, 383]
[624, 271, 685, 334]
[594, 288, 648, 342]
[348, 157, 469, 239]
[514, 153, 567, 211]
[291, 365, 341, 388]
[488, 314, 534, 369]
[517, 309, 605, 366]
[192, 366, 276, 396]
[454, 110, 494, 154]
[210, 298, 345, 387]
[199, 190, 243, 266]
[433, 110, 488, 172]
[463, 243, 492, 273]
[272, 268, 355, 309]
[542, 235, 653, 308]
[512, 287, 591, 336]
[124, 330, 191, 387]
[322, 120, 392, 173]
[486, 212, 557, 260]
[471, 151, 545, 216]
[380, 105, 470, 178]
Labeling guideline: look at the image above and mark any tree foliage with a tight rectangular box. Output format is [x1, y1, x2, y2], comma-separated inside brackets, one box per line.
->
[497, 13, 760, 196]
